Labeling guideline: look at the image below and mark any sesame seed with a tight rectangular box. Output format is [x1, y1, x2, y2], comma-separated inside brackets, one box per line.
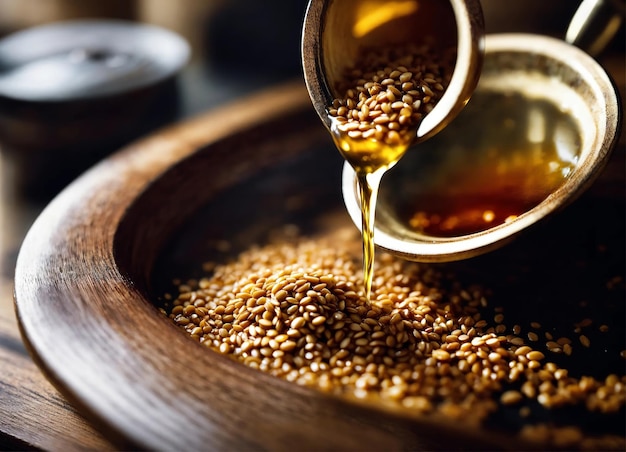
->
[580, 335, 591, 347]
[501, 390, 523, 405]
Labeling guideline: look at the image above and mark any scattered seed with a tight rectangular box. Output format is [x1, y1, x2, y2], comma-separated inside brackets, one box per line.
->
[501, 390, 523, 405]
[580, 335, 591, 347]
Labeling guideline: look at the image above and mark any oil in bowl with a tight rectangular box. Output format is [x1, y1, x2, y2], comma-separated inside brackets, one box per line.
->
[378, 88, 582, 238]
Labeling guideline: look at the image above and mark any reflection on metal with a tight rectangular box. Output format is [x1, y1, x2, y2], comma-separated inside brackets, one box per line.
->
[566, 0, 625, 56]
[352, 1, 419, 38]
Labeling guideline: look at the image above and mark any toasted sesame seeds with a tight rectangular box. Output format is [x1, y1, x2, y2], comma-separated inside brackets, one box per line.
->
[166, 229, 625, 450]
[328, 44, 454, 147]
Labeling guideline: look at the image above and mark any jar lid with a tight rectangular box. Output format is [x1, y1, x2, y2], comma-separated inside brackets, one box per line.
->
[0, 19, 190, 102]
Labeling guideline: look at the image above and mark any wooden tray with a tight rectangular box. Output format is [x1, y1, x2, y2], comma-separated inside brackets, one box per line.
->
[14, 82, 624, 450]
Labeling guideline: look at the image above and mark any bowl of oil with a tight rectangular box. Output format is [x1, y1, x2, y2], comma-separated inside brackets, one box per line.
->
[342, 33, 621, 262]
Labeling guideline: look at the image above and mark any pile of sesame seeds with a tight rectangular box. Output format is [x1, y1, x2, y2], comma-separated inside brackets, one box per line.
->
[327, 43, 454, 146]
[164, 228, 625, 450]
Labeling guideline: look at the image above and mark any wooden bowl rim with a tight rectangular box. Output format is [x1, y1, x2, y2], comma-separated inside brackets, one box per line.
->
[13, 82, 516, 450]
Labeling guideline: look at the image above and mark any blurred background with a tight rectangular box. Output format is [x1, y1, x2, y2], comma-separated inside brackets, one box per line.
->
[0, 0, 622, 201]
[0, 0, 311, 299]
[0, 0, 309, 200]
[0, 0, 309, 114]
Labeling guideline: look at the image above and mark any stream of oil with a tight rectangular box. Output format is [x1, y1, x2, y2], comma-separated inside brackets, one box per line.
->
[330, 120, 414, 300]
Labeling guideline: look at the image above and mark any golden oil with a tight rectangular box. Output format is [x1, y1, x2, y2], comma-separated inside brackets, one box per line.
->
[382, 91, 581, 238]
[330, 119, 414, 299]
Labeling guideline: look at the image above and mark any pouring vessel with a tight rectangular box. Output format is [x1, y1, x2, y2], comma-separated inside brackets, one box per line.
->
[301, 0, 485, 144]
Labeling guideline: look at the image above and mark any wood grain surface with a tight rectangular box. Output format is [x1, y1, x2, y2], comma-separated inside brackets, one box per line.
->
[0, 302, 115, 450]
[9, 55, 625, 451]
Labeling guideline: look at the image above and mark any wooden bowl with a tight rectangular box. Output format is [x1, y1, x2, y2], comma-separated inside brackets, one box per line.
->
[14, 82, 625, 450]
